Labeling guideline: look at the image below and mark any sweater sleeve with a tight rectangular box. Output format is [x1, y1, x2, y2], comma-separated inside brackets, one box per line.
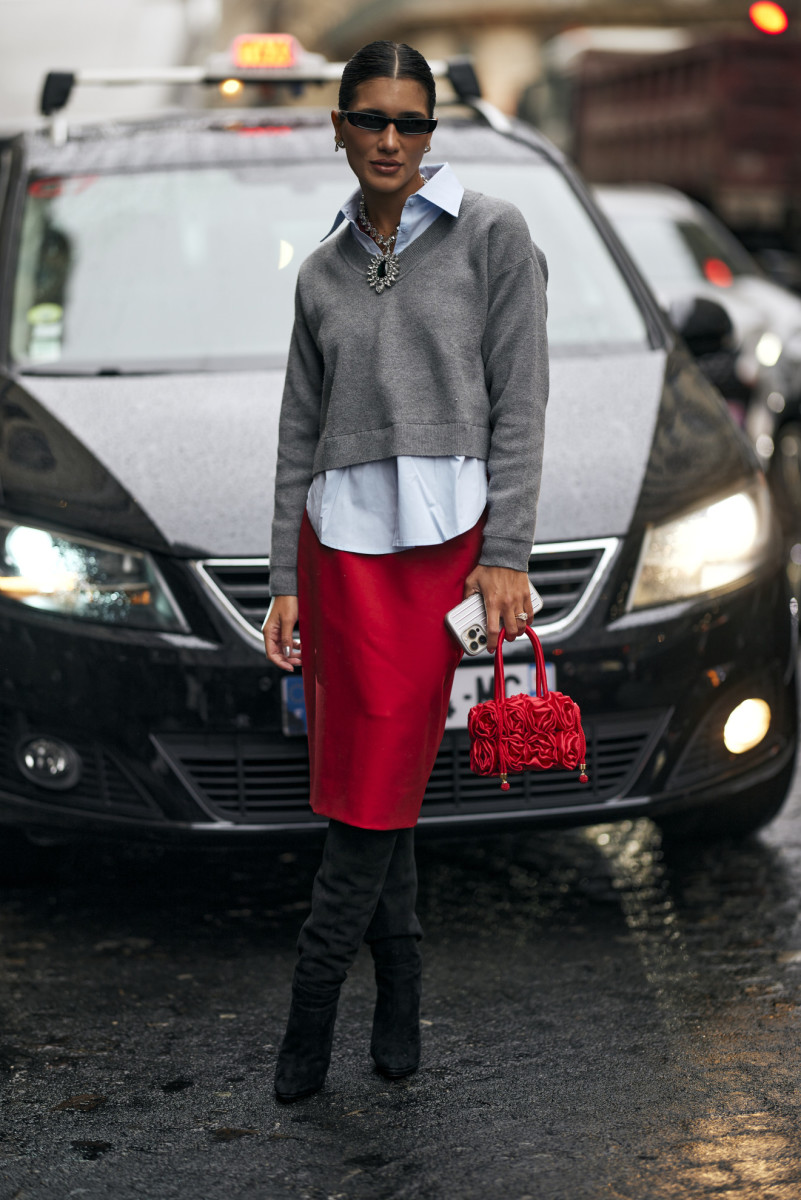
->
[479, 224, 549, 573]
[269, 276, 324, 596]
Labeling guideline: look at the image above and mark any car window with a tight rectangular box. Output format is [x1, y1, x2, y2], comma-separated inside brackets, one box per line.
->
[11, 158, 648, 373]
[609, 209, 757, 290]
[678, 218, 757, 278]
[454, 163, 648, 351]
[11, 168, 333, 371]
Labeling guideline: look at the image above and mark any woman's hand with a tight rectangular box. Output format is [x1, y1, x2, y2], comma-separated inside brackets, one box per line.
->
[263, 595, 302, 671]
[462, 565, 532, 654]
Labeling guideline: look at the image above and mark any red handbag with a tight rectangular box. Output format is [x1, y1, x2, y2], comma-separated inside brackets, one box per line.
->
[467, 625, 588, 791]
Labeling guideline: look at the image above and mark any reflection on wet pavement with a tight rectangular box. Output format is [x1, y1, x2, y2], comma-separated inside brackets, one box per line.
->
[1, 784, 801, 1197]
[589, 816, 801, 1198]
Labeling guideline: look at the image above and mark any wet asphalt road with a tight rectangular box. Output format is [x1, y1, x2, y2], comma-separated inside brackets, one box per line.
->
[2, 781, 801, 1200]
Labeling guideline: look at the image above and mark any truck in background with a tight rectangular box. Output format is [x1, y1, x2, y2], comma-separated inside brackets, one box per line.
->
[569, 34, 801, 275]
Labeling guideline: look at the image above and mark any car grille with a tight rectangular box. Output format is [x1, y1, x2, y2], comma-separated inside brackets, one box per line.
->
[200, 561, 272, 633]
[0, 718, 162, 819]
[527, 544, 611, 626]
[197, 538, 617, 639]
[423, 716, 661, 817]
[153, 713, 663, 826]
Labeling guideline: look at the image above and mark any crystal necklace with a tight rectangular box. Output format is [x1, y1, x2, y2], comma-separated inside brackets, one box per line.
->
[358, 195, 400, 294]
[358, 176, 426, 295]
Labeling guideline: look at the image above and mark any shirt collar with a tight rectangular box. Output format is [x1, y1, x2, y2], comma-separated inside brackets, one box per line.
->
[321, 162, 463, 241]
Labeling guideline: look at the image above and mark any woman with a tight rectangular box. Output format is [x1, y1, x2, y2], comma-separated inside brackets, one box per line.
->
[263, 40, 549, 1103]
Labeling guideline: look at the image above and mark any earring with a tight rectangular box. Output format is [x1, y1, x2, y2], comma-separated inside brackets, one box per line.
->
[335, 138, 345, 151]
[424, 145, 431, 152]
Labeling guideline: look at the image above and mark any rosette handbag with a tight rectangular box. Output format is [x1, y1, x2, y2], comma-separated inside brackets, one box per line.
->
[467, 626, 588, 791]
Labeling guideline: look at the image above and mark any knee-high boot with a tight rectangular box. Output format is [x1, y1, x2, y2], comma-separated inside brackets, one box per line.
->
[274, 819, 399, 1103]
[364, 828, 423, 1079]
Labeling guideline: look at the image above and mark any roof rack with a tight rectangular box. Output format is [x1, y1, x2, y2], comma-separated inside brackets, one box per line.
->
[40, 34, 482, 124]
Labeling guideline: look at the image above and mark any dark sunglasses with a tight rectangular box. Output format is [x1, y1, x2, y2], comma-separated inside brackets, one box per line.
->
[339, 110, 437, 136]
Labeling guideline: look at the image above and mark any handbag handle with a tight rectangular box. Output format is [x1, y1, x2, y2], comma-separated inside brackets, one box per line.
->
[493, 625, 549, 708]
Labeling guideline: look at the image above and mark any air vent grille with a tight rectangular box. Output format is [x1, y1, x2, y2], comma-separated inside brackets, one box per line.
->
[154, 713, 663, 825]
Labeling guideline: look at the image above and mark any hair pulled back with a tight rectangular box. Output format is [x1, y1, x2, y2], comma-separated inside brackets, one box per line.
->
[338, 41, 436, 118]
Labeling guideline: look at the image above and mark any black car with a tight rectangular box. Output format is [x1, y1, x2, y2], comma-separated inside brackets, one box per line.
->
[0, 43, 796, 873]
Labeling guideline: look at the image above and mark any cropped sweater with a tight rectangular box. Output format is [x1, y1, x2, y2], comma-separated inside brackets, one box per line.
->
[269, 188, 549, 595]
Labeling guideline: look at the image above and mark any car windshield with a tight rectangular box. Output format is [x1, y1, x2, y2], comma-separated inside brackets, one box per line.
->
[608, 206, 759, 290]
[11, 159, 648, 373]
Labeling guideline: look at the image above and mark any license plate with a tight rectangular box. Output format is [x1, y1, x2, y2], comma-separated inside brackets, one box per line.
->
[445, 659, 557, 730]
[281, 659, 557, 736]
[281, 675, 308, 737]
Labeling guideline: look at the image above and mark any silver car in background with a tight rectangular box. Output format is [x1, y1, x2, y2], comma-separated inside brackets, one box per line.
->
[596, 183, 801, 536]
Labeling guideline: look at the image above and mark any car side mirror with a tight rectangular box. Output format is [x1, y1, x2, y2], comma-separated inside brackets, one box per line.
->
[668, 296, 734, 357]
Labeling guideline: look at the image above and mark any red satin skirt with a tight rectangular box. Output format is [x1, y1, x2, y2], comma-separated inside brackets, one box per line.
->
[297, 507, 487, 830]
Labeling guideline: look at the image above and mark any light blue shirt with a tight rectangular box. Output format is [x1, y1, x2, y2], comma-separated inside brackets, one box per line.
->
[323, 159, 462, 254]
[306, 163, 488, 554]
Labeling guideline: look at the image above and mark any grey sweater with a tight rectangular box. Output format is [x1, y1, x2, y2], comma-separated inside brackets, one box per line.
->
[269, 188, 549, 595]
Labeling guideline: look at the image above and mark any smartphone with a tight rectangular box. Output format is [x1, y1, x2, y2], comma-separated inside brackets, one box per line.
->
[445, 581, 544, 656]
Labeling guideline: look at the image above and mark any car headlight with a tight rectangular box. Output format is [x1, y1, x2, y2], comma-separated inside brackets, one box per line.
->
[0, 519, 186, 630]
[755, 331, 783, 368]
[628, 477, 774, 610]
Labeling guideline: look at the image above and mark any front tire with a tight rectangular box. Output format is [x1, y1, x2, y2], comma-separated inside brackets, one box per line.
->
[656, 753, 796, 845]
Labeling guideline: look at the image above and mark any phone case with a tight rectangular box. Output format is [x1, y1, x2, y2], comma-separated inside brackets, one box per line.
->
[445, 581, 544, 656]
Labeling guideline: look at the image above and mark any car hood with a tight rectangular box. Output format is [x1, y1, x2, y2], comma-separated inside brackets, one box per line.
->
[1, 346, 748, 557]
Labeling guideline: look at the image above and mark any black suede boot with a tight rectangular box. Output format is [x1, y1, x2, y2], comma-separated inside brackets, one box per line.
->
[274, 820, 399, 1103]
[365, 828, 423, 1079]
[370, 935, 422, 1078]
[273, 985, 339, 1102]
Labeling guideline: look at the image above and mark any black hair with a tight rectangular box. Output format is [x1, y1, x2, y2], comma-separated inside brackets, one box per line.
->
[338, 41, 436, 118]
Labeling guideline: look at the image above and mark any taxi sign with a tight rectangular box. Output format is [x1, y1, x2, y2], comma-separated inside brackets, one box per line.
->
[230, 34, 299, 70]
[749, 2, 788, 34]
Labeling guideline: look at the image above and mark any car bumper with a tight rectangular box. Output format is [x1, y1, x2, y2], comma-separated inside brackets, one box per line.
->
[0, 563, 796, 843]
